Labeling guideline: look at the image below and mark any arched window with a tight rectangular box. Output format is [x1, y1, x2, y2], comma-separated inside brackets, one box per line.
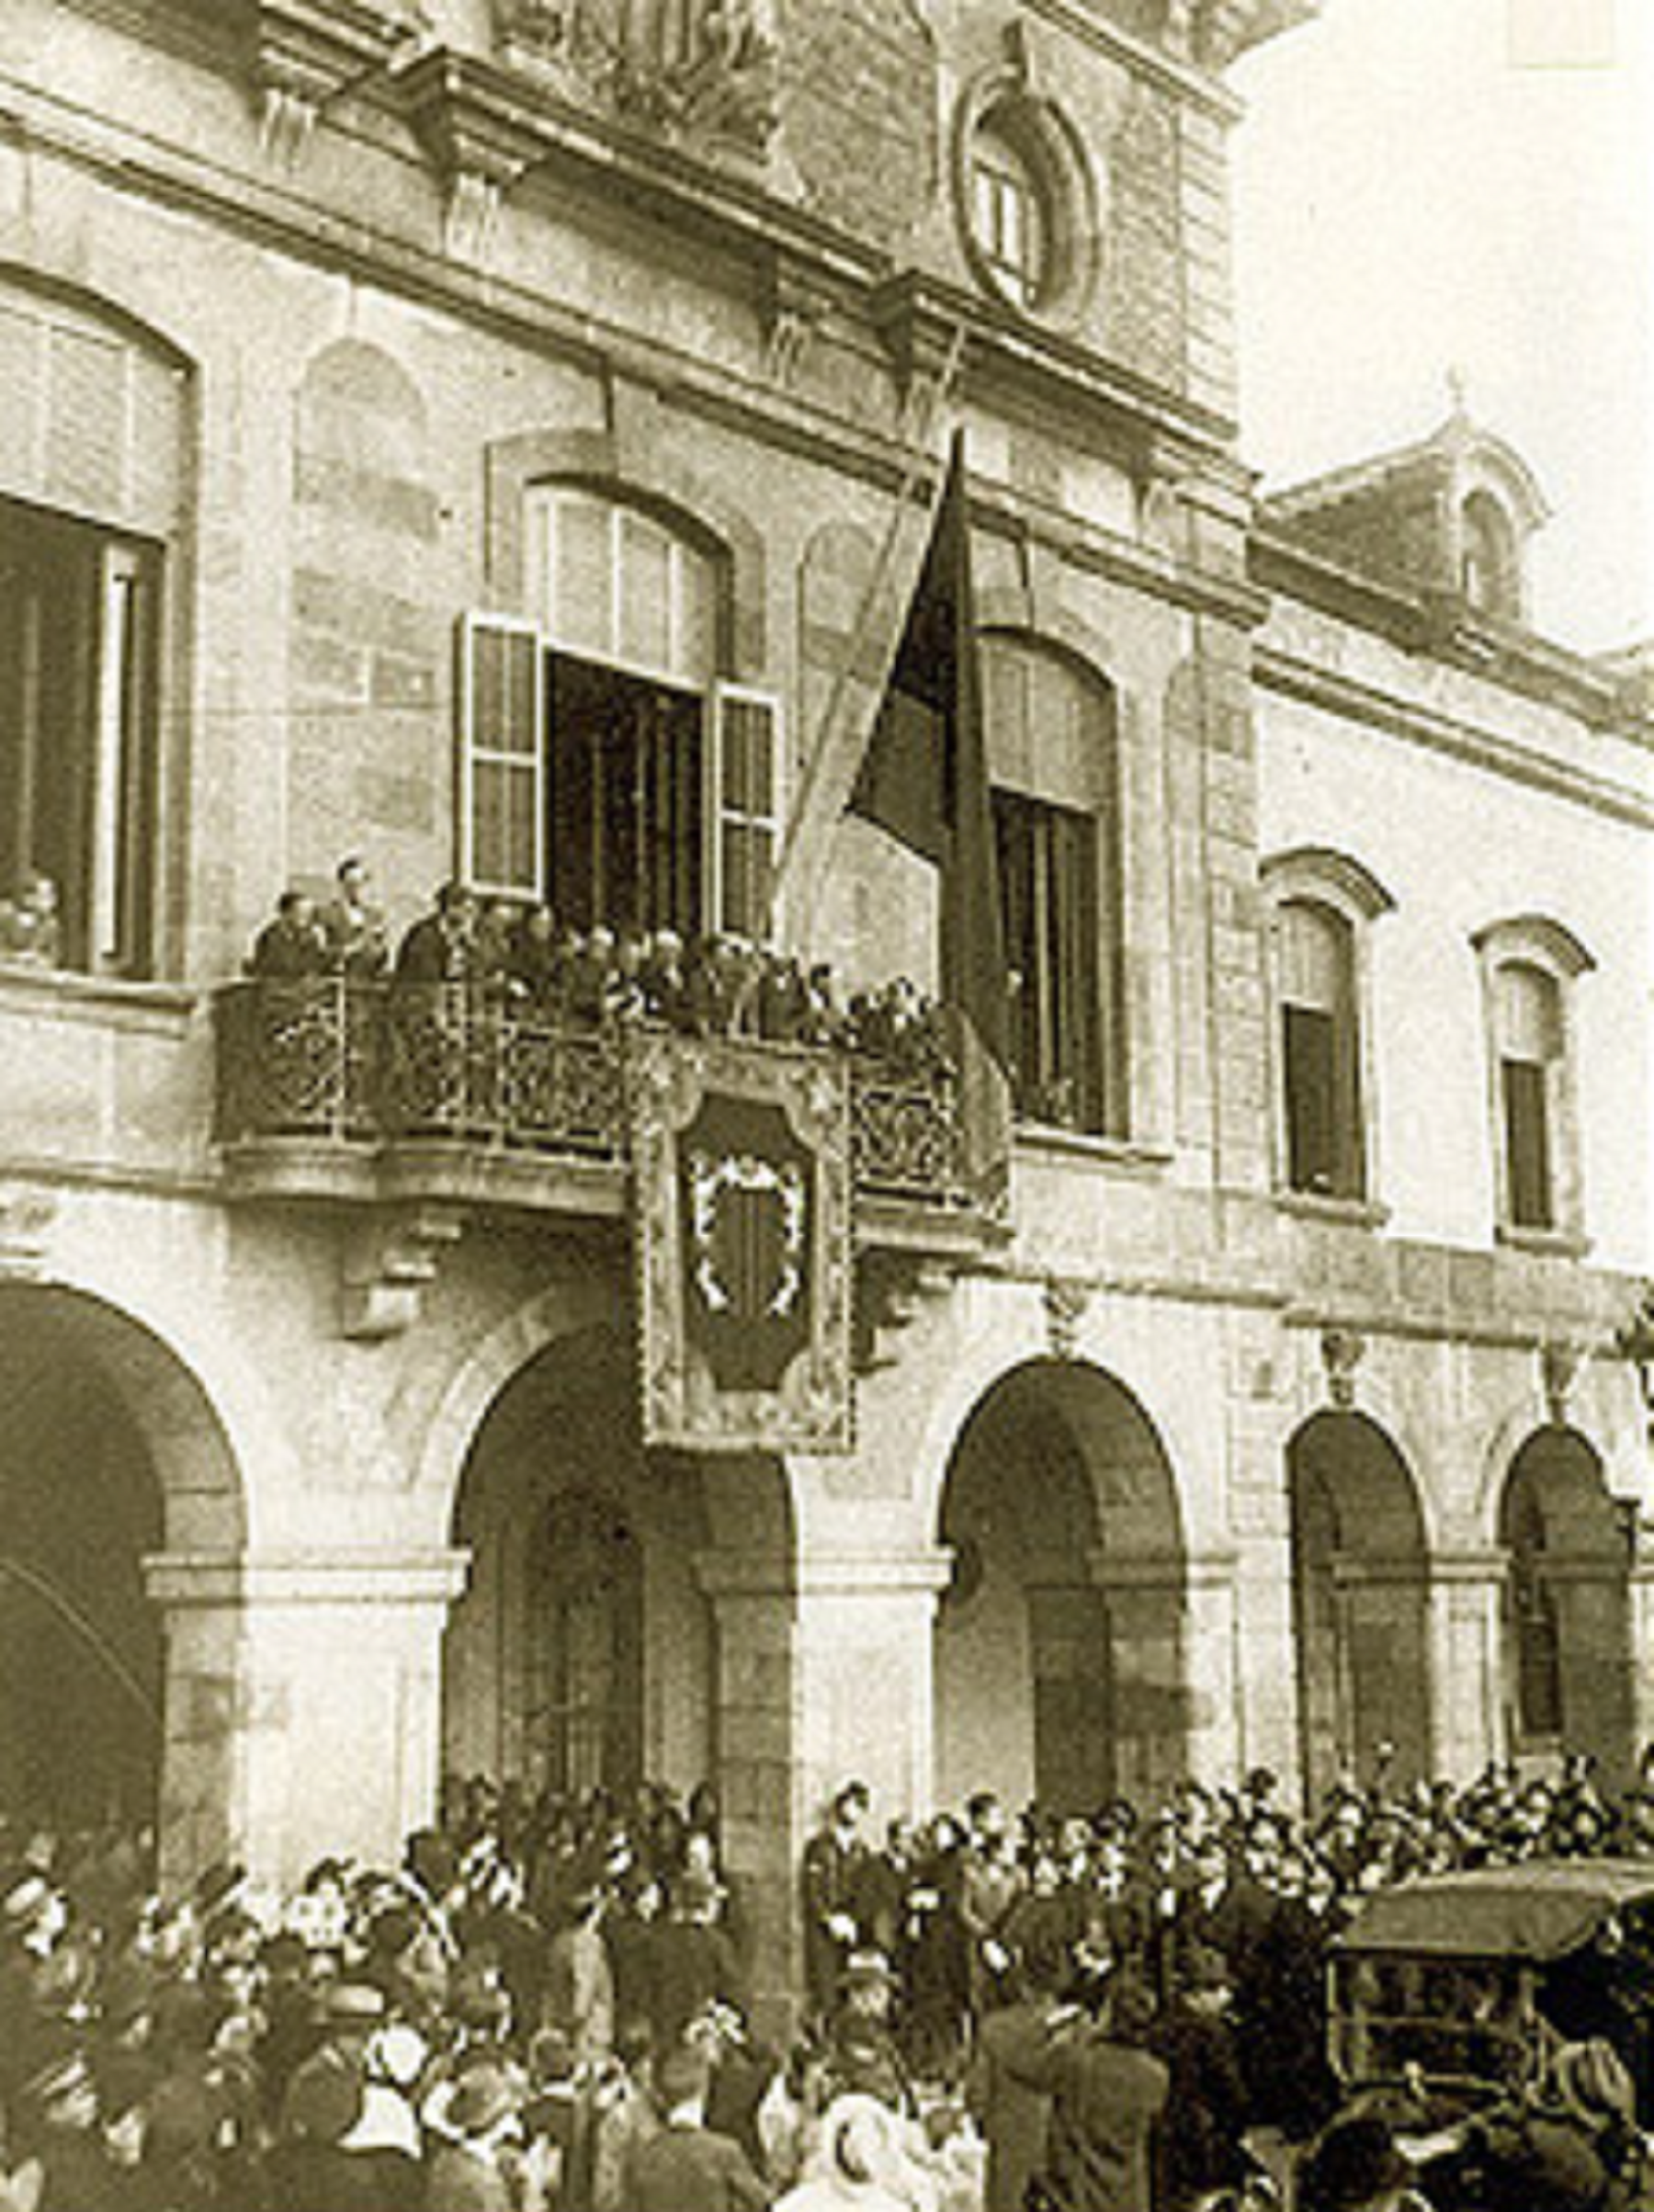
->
[1473, 916, 1592, 1243]
[1276, 901, 1360, 1197]
[460, 487, 780, 941]
[1493, 961, 1561, 1230]
[1263, 850, 1393, 1206]
[0, 278, 186, 976]
[1500, 1460, 1563, 1744]
[1461, 492, 1521, 619]
[970, 119, 1048, 311]
[981, 635, 1119, 1135]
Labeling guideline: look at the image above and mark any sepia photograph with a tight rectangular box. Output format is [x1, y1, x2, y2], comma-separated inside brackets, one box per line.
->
[0, 0, 1649, 2205]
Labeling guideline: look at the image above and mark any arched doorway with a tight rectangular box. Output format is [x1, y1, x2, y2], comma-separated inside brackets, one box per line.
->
[0, 1284, 245, 1861]
[935, 1359, 1186, 1814]
[444, 1326, 716, 1798]
[1288, 1412, 1430, 1802]
[1499, 1428, 1632, 1778]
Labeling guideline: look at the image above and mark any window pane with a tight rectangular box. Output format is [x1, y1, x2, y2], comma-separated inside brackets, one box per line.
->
[551, 493, 613, 661]
[1280, 901, 1347, 1012]
[1495, 961, 1560, 1061]
[721, 822, 754, 939]
[619, 510, 672, 675]
[474, 630, 538, 754]
[472, 760, 537, 892]
[1285, 1004, 1339, 1193]
[720, 696, 774, 815]
[1503, 1056, 1553, 1228]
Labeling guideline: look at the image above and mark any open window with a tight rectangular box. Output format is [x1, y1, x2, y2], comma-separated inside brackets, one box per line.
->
[459, 488, 780, 940]
[1263, 849, 1395, 1207]
[0, 281, 183, 976]
[1473, 915, 1592, 1246]
[981, 633, 1120, 1135]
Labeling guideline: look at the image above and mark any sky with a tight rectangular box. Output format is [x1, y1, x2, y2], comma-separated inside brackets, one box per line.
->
[1230, 0, 1652, 652]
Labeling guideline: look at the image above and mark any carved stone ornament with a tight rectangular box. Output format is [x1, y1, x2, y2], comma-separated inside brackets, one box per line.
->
[631, 1033, 854, 1452]
[1539, 1338, 1583, 1426]
[489, 0, 779, 156]
[0, 1186, 55, 1277]
[1044, 1276, 1091, 1361]
[341, 1204, 465, 1341]
[1320, 1324, 1365, 1411]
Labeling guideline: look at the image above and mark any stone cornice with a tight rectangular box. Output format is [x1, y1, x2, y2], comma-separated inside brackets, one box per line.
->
[1023, 0, 1244, 119]
[1253, 527, 1650, 736]
[1254, 647, 1654, 830]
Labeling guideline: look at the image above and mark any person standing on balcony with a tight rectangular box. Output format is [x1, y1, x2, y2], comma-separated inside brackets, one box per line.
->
[0, 870, 62, 967]
[320, 855, 390, 979]
[394, 881, 477, 983]
[248, 890, 327, 979]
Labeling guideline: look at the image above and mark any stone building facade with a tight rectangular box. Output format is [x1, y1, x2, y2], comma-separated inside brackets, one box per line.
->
[0, 0, 1649, 2015]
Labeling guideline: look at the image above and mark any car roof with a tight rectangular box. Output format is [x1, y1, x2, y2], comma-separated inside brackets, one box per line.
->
[1332, 1860, 1654, 1962]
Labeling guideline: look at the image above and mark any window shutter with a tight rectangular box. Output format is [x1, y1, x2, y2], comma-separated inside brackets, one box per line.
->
[708, 682, 782, 942]
[1502, 1056, 1553, 1229]
[458, 613, 544, 898]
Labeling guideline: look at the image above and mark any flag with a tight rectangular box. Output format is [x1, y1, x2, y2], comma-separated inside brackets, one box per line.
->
[848, 430, 1010, 1071]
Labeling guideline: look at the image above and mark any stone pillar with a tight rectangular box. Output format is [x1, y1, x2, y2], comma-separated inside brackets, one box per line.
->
[697, 1546, 951, 2038]
[1423, 1549, 1507, 1782]
[1626, 1563, 1654, 1766]
[1546, 1554, 1637, 1784]
[145, 1549, 470, 1888]
[1090, 1550, 1240, 1798]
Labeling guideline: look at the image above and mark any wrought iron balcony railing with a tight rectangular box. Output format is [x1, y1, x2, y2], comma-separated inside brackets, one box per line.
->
[212, 980, 982, 1213]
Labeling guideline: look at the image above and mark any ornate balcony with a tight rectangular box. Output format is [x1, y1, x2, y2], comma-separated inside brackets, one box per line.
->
[212, 981, 993, 1242]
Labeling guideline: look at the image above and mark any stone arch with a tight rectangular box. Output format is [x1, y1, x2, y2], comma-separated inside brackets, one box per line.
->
[484, 420, 768, 675]
[933, 1355, 1189, 1812]
[1286, 1410, 1431, 1801]
[436, 1303, 799, 1798]
[1497, 1424, 1633, 1778]
[0, 1281, 246, 1876]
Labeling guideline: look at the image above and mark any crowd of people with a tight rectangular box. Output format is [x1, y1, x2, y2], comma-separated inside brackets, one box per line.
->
[244, 859, 957, 1079]
[5, 1753, 1654, 2209]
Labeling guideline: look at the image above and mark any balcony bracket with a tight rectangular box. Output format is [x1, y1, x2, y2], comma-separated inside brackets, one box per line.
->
[341, 1204, 466, 1342]
[855, 1251, 958, 1375]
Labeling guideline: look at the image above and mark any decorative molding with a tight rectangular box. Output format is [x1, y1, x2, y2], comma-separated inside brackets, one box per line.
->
[1539, 1338, 1584, 1426]
[759, 247, 836, 389]
[144, 1548, 471, 1609]
[251, 0, 414, 169]
[394, 50, 544, 260]
[854, 1253, 957, 1374]
[488, 0, 779, 160]
[0, 1186, 55, 1277]
[341, 1204, 465, 1340]
[1044, 1275, 1092, 1359]
[1320, 1324, 1366, 1411]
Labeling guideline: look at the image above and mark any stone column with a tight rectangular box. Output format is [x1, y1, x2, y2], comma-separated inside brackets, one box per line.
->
[696, 1545, 951, 2038]
[1089, 1549, 1240, 1798]
[1422, 1548, 1507, 1781]
[145, 1549, 470, 1888]
[1628, 1563, 1654, 1764]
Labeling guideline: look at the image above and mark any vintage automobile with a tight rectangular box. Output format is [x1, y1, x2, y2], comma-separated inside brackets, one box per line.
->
[1329, 1859, 1654, 2099]
[1313, 1859, 1654, 2208]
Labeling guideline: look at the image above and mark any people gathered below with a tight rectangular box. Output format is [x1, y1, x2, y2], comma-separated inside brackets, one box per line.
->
[244, 868, 956, 1081]
[6, 1752, 1654, 2207]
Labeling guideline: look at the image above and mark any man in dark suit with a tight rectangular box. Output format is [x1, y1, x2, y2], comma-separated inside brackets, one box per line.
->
[1032, 1969, 1169, 2212]
[799, 1781, 871, 2025]
[394, 880, 477, 982]
[625, 2042, 767, 2212]
[968, 1938, 1079, 2212]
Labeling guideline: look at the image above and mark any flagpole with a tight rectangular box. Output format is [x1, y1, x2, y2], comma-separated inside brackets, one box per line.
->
[767, 321, 970, 936]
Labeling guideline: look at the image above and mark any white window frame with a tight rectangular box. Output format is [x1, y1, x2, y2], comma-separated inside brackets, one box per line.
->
[706, 679, 785, 945]
[457, 610, 546, 900]
[1472, 914, 1594, 1252]
[1262, 847, 1396, 1216]
[526, 485, 716, 693]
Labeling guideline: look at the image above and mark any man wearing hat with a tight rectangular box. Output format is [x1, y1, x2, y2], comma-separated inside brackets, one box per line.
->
[826, 1950, 917, 2118]
[1150, 1944, 1251, 2211]
[801, 1783, 873, 2026]
[0, 1876, 69, 2105]
[278, 1980, 385, 2143]
[425, 2057, 526, 2212]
